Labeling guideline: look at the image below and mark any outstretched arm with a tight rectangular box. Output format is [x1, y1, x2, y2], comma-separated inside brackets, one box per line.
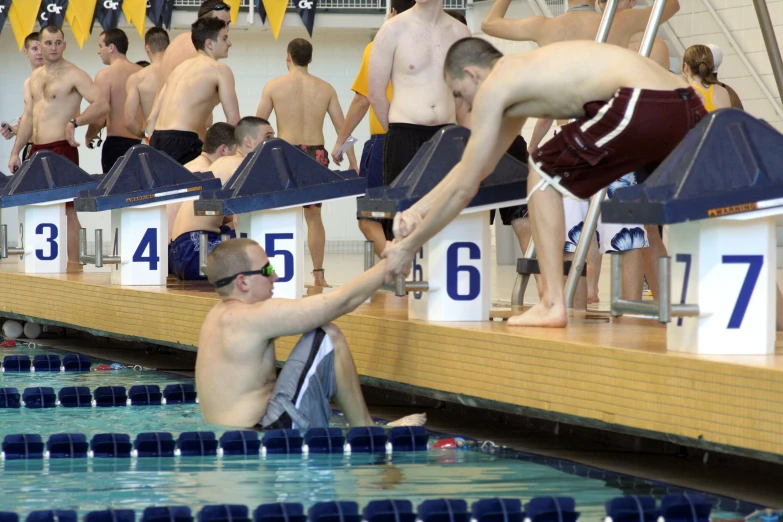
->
[368, 24, 397, 132]
[481, 0, 546, 43]
[326, 88, 358, 171]
[615, 0, 680, 40]
[217, 66, 240, 126]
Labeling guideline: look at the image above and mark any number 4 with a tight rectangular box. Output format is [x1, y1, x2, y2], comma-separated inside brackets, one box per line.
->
[132, 228, 159, 270]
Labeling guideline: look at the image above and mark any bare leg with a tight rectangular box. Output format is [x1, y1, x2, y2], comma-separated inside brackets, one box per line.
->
[304, 206, 329, 287]
[586, 240, 601, 305]
[563, 251, 587, 310]
[643, 225, 666, 299]
[510, 217, 531, 252]
[776, 285, 783, 331]
[66, 204, 82, 273]
[621, 249, 644, 301]
[323, 324, 426, 427]
[508, 170, 568, 327]
[358, 218, 388, 259]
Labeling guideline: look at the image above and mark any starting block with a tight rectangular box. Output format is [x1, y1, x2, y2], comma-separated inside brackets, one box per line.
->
[194, 139, 366, 299]
[74, 145, 221, 285]
[357, 125, 528, 321]
[0, 152, 101, 273]
[603, 109, 783, 355]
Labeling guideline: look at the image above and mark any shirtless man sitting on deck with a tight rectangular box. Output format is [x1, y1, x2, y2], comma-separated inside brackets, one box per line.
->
[383, 38, 707, 328]
[197, 238, 426, 430]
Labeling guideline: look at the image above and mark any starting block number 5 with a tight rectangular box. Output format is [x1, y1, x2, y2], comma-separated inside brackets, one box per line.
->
[676, 254, 763, 329]
[265, 233, 294, 282]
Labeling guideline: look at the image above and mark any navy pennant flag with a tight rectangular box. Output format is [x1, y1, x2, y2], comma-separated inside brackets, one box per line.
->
[38, 0, 69, 28]
[93, 0, 123, 31]
[147, 0, 172, 28]
[297, 0, 316, 36]
[255, 0, 267, 24]
[0, 0, 12, 36]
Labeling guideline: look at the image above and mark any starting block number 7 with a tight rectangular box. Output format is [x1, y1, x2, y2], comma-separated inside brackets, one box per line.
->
[676, 254, 763, 329]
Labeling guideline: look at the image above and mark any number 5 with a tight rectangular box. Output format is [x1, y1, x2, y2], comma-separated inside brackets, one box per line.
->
[265, 233, 294, 283]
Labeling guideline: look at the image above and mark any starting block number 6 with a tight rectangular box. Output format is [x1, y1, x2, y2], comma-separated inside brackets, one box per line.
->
[676, 253, 763, 329]
[413, 241, 482, 301]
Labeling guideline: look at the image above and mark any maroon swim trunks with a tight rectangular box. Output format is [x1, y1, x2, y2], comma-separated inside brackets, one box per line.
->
[29, 140, 79, 166]
[531, 87, 707, 200]
[296, 144, 329, 209]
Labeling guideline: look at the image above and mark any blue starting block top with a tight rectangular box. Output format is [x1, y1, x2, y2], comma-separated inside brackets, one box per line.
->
[603, 109, 783, 225]
[357, 125, 527, 219]
[74, 145, 221, 212]
[0, 173, 10, 189]
[0, 151, 102, 208]
[193, 138, 366, 216]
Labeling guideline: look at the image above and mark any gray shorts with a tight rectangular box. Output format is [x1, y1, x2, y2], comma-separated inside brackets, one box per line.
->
[259, 328, 338, 431]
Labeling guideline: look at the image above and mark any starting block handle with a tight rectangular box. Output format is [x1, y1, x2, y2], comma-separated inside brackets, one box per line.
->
[199, 232, 233, 277]
[395, 274, 430, 297]
[0, 224, 24, 259]
[364, 241, 375, 271]
[610, 255, 699, 322]
[79, 228, 121, 268]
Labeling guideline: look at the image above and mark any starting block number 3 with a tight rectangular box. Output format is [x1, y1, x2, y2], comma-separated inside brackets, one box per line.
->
[35, 223, 59, 261]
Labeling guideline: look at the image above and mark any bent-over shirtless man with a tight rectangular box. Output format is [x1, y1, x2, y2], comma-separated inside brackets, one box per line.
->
[125, 28, 170, 142]
[169, 118, 274, 280]
[1, 33, 43, 158]
[165, 122, 238, 247]
[86, 29, 142, 173]
[7, 24, 109, 272]
[383, 39, 706, 328]
[148, 17, 240, 164]
[197, 238, 426, 429]
[369, 0, 471, 190]
[256, 39, 356, 288]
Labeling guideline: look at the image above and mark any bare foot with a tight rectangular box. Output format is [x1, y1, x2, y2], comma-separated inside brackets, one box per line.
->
[507, 302, 568, 327]
[67, 262, 83, 273]
[313, 276, 331, 288]
[386, 413, 427, 427]
[587, 290, 599, 305]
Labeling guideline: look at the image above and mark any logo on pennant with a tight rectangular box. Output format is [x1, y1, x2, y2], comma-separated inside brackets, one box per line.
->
[297, 0, 316, 36]
[39, 0, 69, 27]
[93, 0, 123, 31]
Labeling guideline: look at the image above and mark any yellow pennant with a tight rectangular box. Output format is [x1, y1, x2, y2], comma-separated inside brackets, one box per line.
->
[122, 0, 146, 37]
[224, 0, 240, 25]
[261, 0, 288, 40]
[65, 0, 97, 48]
[8, 0, 42, 50]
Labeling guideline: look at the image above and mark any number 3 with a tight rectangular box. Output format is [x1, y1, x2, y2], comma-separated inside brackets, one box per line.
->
[35, 223, 58, 261]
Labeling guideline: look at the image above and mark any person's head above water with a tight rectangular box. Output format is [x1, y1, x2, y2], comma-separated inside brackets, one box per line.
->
[443, 37, 504, 107]
[207, 239, 279, 302]
[191, 17, 231, 59]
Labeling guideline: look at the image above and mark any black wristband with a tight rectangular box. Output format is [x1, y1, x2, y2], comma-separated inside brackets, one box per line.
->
[69, 118, 79, 128]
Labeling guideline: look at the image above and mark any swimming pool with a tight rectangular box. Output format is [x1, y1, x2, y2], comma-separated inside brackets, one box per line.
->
[0, 343, 763, 519]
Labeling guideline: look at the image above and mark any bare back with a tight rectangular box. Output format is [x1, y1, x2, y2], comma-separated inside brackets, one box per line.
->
[172, 154, 243, 239]
[155, 55, 226, 135]
[196, 301, 278, 427]
[102, 60, 142, 138]
[29, 61, 86, 144]
[157, 32, 197, 98]
[135, 63, 162, 120]
[265, 73, 334, 145]
[387, 12, 471, 125]
[496, 42, 687, 119]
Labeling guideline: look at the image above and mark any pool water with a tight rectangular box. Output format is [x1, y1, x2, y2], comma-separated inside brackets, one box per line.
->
[0, 343, 761, 518]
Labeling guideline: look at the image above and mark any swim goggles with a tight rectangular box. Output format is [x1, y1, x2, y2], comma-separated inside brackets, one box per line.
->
[203, 2, 230, 15]
[212, 261, 275, 288]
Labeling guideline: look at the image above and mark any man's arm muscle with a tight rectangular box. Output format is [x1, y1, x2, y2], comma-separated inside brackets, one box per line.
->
[217, 66, 241, 125]
[255, 82, 274, 120]
[368, 24, 397, 132]
[326, 88, 358, 170]
[124, 74, 144, 138]
[481, 0, 546, 43]
[615, 0, 679, 40]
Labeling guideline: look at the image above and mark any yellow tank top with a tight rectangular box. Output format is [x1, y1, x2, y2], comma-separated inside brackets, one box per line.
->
[691, 83, 717, 112]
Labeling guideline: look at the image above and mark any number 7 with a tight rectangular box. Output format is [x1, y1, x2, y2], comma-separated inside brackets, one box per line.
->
[675, 254, 692, 327]
[722, 255, 763, 329]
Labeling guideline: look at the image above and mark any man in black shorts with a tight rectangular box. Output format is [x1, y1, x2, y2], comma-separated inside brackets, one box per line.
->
[196, 238, 426, 430]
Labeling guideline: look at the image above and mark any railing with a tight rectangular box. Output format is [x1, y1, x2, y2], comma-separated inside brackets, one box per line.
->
[173, 0, 466, 9]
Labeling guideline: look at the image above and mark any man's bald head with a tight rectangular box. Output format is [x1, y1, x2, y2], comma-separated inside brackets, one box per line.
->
[207, 238, 257, 295]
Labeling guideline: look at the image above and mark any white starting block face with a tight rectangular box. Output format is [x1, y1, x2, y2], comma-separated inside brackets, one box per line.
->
[110, 206, 168, 286]
[409, 211, 491, 322]
[668, 216, 776, 355]
[237, 208, 304, 300]
[17, 201, 68, 274]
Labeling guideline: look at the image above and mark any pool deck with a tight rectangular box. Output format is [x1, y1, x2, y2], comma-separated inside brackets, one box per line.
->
[1, 265, 781, 463]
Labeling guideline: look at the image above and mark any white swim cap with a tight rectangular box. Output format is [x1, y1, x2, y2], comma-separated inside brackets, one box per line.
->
[706, 44, 723, 71]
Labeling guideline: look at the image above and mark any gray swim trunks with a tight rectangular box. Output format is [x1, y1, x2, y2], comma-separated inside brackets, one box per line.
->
[260, 328, 338, 430]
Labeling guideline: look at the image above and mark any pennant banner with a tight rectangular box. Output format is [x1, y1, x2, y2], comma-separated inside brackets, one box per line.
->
[38, 0, 69, 28]
[65, 0, 97, 47]
[255, 0, 266, 23]
[0, 0, 12, 37]
[9, 0, 42, 50]
[297, 0, 316, 36]
[93, 0, 123, 32]
[261, 0, 287, 40]
[147, 0, 172, 28]
[224, 0, 240, 25]
[122, 0, 145, 37]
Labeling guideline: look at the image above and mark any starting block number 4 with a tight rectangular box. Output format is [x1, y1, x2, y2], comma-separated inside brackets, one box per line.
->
[668, 217, 775, 355]
[409, 212, 491, 322]
[111, 206, 168, 285]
